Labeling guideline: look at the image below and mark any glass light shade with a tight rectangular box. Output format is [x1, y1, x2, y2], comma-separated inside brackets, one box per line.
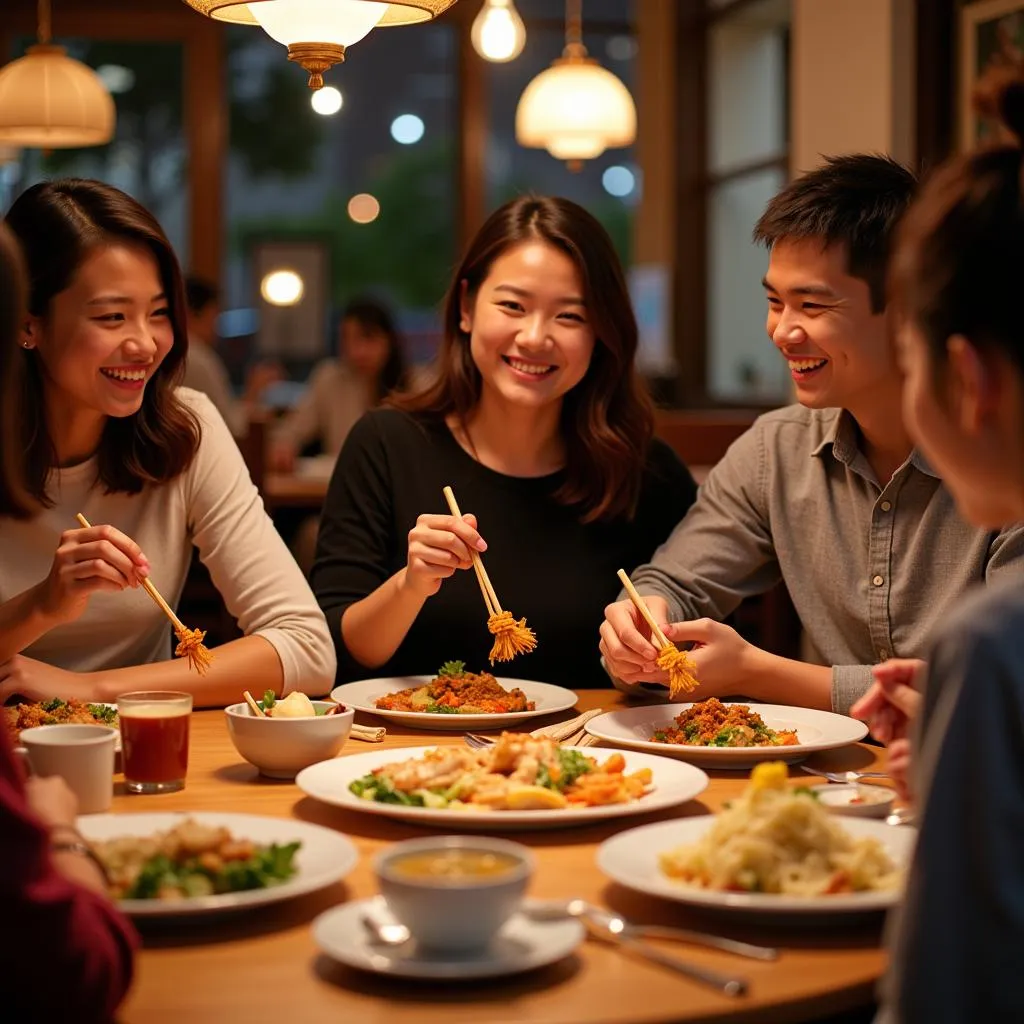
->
[246, 0, 387, 47]
[515, 56, 636, 162]
[180, 0, 457, 27]
[0, 45, 115, 148]
[471, 0, 526, 63]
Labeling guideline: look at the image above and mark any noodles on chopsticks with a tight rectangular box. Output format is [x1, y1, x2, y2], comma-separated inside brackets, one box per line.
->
[442, 486, 537, 664]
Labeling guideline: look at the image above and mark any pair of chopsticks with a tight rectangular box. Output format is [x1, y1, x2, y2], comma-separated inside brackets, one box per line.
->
[75, 513, 213, 674]
[616, 569, 698, 699]
[442, 486, 537, 664]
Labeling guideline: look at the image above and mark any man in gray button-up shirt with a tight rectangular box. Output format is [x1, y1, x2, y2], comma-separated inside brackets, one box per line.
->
[600, 155, 1024, 714]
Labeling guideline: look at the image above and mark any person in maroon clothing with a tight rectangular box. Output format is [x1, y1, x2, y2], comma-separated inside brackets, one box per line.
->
[0, 220, 137, 1021]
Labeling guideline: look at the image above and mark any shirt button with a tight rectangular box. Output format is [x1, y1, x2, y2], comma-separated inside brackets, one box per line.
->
[872, 575, 884, 587]
[880, 501, 892, 512]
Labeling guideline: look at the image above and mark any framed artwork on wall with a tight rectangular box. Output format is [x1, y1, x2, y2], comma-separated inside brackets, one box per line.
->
[960, 0, 1024, 149]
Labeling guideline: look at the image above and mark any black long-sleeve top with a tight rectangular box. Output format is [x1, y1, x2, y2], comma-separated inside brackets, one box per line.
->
[311, 409, 698, 688]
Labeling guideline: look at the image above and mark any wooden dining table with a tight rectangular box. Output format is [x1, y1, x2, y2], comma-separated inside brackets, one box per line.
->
[113, 690, 893, 1024]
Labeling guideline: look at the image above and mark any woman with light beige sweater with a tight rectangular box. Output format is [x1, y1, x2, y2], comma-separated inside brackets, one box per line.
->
[0, 179, 335, 707]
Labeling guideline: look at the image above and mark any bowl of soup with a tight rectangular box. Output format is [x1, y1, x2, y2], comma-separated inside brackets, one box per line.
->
[224, 700, 353, 779]
[374, 836, 533, 951]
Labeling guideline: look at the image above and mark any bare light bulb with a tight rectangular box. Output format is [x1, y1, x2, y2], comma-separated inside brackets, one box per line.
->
[471, 0, 526, 63]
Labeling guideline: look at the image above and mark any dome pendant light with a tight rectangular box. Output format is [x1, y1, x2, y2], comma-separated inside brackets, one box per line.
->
[0, 0, 115, 148]
[515, 0, 635, 170]
[181, 0, 460, 90]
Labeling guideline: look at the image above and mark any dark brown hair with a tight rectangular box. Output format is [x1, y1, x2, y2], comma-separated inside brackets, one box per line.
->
[890, 68, 1024, 380]
[394, 195, 653, 523]
[753, 154, 918, 312]
[1, 178, 200, 518]
[0, 222, 36, 516]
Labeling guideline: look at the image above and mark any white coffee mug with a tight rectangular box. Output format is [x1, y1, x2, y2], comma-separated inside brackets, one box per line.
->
[20, 724, 117, 814]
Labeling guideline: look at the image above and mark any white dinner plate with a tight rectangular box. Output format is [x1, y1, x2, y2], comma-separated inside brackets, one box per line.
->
[296, 745, 709, 831]
[597, 816, 915, 918]
[13, 702, 121, 755]
[314, 896, 585, 979]
[331, 677, 578, 731]
[584, 703, 868, 769]
[78, 811, 358, 918]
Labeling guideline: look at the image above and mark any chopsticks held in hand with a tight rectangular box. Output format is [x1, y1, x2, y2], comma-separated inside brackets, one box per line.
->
[616, 569, 698, 699]
[75, 513, 214, 676]
[442, 486, 537, 665]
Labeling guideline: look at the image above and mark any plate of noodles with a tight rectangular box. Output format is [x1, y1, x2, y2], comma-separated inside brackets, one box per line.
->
[295, 734, 709, 830]
[597, 763, 913, 917]
[331, 662, 577, 731]
[584, 700, 868, 768]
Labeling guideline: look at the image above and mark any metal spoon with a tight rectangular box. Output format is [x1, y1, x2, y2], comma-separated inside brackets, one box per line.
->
[526, 899, 776, 961]
[361, 908, 411, 946]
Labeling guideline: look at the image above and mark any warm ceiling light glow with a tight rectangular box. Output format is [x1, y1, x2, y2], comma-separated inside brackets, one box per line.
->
[515, 0, 635, 169]
[471, 0, 526, 63]
[390, 113, 424, 144]
[260, 268, 305, 306]
[310, 84, 343, 115]
[0, 0, 115, 148]
[347, 193, 380, 223]
[180, 1, 460, 89]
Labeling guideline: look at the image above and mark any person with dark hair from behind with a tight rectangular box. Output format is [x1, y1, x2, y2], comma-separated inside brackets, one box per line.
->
[850, 68, 1024, 1023]
[181, 274, 279, 438]
[0, 220, 137, 1023]
[601, 154, 1024, 713]
[311, 196, 697, 686]
[269, 297, 409, 472]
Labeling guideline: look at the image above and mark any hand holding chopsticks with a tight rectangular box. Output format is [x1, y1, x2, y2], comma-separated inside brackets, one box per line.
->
[75, 513, 214, 675]
[616, 569, 698, 699]
[442, 486, 537, 664]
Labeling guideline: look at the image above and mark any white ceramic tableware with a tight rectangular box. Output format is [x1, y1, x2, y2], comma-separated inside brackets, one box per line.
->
[224, 701, 354, 778]
[20, 724, 117, 814]
[77, 811, 358, 917]
[330, 677, 577, 731]
[812, 783, 896, 819]
[597, 817, 915, 920]
[374, 836, 534, 952]
[313, 896, 585, 979]
[296, 745, 710, 831]
[585, 703, 868, 768]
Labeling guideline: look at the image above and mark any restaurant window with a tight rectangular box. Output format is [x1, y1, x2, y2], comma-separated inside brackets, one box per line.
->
[4, 38, 188, 257]
[221, 20, 459, 376]
[706, 0, 790, 403]
[484, 0, 637, 264]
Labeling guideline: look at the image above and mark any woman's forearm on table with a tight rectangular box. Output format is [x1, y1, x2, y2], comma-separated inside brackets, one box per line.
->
[0, 584, 60, 662]
[93, 635, 283, 706]
[340, 569, 427, 669]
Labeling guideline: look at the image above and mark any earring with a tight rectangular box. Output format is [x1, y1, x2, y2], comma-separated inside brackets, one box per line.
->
[21, 341, 30, 348]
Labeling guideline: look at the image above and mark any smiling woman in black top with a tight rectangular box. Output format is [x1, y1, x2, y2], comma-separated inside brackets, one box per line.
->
[311, 196, 696, 687]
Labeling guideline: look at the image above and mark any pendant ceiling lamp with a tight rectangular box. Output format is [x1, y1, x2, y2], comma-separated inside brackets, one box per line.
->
[0, 0, 115, 148]
[515, 0, 635, 170]
[181, 0, 459, 89]
[471, 0, 526, 63]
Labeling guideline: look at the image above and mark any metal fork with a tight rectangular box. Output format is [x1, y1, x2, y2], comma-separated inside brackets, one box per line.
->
[464, 732, 495, 750]
[801, 766, 889, 784]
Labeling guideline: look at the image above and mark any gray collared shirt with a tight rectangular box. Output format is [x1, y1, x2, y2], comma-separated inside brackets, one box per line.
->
[628, 405, 1024, 713]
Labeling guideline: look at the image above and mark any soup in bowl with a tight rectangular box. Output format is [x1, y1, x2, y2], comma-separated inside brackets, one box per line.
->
[375, 835, 533, 952]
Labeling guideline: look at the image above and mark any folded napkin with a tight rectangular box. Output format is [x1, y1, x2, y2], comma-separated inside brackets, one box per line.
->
[351, 723, 386, 743]
[528, 707, 604, 743]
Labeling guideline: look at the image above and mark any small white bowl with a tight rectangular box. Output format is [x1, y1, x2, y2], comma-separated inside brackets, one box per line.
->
[224, 701, 353, 779]
[375, 836, 533, 952]
[813, 783, 896, 819]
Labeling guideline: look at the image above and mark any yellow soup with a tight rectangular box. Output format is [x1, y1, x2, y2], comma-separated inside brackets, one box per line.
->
[389, 849, 522, 882]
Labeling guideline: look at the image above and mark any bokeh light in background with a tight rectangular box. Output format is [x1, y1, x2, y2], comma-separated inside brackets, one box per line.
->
[260, 268, 305, 306]
[602, 164, 636, 198]
[310, 85, 343, 116]
[390, 113, 424, 144]
[347, 192, 381, 223]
